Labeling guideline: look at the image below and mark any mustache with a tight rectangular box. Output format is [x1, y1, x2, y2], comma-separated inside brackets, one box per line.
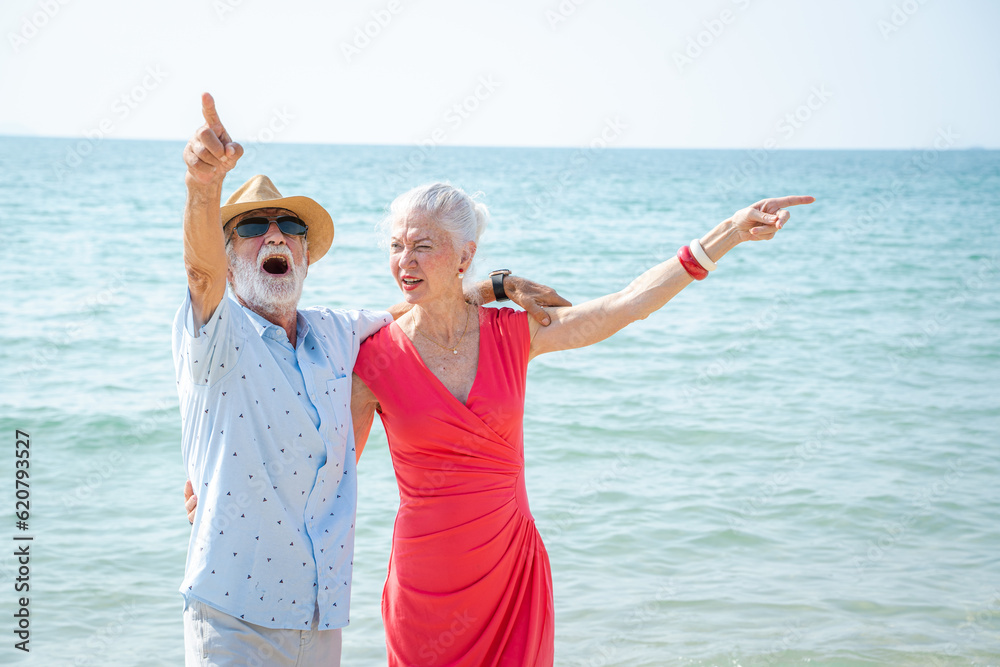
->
[258, 244, 293, 263]
[255, 244, 304, 277]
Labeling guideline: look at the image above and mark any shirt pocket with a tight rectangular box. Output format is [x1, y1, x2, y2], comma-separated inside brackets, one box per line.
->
[326, 376, 352, 438]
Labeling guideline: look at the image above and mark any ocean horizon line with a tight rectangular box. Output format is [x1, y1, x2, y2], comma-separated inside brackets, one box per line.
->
[1, 133, 995, 152]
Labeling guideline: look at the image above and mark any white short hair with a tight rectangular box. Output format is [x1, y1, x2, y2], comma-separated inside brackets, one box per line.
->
[379, 183, 490, 255]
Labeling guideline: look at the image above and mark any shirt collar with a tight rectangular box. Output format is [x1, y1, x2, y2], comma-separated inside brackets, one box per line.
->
[229, 292, 310, 345]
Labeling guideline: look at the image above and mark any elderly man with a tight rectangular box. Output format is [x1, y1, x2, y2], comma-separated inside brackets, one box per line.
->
[174, 93, 565, 667]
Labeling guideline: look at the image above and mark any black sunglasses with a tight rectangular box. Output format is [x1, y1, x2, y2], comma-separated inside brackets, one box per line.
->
[233, 216, 308, 238]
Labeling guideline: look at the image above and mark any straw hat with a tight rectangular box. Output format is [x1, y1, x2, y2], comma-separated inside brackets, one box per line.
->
[220, 175, 334, 265]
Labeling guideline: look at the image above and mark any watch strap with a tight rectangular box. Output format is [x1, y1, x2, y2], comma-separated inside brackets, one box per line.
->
[490, 272, 510, 302]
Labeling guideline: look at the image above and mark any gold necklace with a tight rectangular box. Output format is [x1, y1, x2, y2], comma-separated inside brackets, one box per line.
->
[414, 306, 472, 355]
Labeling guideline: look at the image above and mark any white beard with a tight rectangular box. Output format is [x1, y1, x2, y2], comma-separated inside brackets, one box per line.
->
[227, 244, 307, 323]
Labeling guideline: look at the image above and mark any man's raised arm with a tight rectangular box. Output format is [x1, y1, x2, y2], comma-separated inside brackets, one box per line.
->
[182, 92, 244, 330]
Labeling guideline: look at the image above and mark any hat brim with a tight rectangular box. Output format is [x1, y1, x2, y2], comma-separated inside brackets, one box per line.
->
[220, 195, 334, 266]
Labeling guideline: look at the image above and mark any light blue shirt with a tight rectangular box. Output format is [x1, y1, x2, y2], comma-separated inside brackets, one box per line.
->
[172, 290, 391, 630]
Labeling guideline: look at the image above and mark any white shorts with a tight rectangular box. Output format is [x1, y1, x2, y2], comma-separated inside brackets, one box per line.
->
[183, 599, 342, 667]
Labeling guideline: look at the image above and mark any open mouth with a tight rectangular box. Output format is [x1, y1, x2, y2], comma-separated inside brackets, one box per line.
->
[261, 256, 290, 275]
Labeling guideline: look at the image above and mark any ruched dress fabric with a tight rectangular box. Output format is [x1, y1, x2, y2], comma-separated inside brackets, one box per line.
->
[355, 307, 554, 667]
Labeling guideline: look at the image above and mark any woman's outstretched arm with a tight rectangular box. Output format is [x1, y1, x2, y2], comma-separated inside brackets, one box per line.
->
[527, 196, 814, 359]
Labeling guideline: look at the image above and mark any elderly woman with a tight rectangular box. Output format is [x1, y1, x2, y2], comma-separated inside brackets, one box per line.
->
[351, 184, 814, 666]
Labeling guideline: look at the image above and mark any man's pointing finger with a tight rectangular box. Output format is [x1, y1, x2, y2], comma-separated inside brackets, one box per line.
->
[201, 92, 224, 133]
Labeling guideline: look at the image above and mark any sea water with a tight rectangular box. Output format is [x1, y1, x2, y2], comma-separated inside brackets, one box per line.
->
[1, 136, 998, 665]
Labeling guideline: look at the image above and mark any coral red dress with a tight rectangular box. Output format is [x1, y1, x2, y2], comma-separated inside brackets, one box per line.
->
[355, 307, 554, 667]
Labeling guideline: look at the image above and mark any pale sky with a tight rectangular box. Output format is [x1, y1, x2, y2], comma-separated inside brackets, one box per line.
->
[2, 0, 998, 148]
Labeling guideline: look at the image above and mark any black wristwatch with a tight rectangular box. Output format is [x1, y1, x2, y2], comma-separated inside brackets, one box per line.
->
[489, 269, 511, 302]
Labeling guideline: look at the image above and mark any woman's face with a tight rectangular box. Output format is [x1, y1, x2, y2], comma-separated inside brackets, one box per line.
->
[389, 212, 471, 304]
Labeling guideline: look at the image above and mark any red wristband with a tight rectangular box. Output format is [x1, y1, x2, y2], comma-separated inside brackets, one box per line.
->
[677, 245, 709, 280]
